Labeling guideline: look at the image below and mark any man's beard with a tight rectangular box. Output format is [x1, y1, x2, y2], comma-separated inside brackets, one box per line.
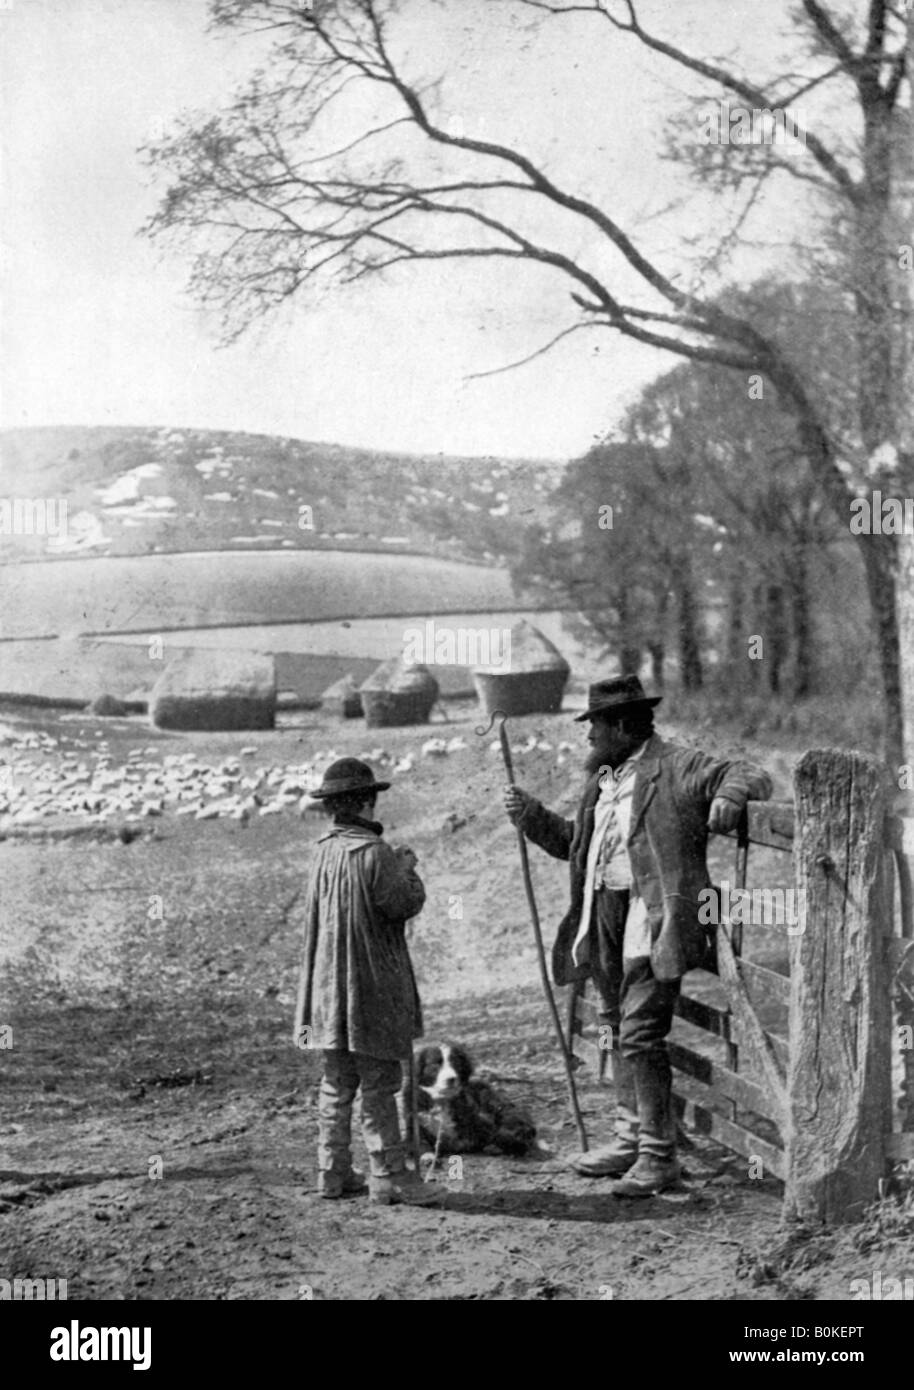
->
[585, 739, 615, 777]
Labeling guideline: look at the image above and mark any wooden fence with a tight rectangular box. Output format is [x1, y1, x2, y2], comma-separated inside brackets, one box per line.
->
[567, 748, 914, 1222]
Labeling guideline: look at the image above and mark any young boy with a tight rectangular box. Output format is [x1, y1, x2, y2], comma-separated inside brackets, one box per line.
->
[293, 757, 435, 1206]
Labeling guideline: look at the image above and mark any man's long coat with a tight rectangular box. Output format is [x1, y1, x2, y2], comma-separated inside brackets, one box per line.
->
[518, 734, 773, 984]
[293, 823, 426, 1059]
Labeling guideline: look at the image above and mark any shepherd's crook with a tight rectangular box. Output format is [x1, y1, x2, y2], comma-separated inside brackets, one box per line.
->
[406, 1050, 424, 1173]
[476, 710, 588, 1152]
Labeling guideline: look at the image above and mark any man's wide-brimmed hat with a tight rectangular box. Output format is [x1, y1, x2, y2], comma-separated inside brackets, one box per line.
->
[310, 757, 391, 799]
[573, 674, 662, 723]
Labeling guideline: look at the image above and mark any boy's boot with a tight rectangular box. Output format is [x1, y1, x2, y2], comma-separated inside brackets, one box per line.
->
[612, 1049, 682, 1197]
[318, 1169, 367, 1199]
[358, 1054, 440, 1206]
[368, 1158, 442, 1207]
[364, 1110, 441, 1206]
[568, 1051, 639, 1177]
[317, 1061, 364, 1198]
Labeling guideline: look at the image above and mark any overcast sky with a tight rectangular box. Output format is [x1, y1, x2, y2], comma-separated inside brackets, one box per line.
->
[1, 0, 813, 459]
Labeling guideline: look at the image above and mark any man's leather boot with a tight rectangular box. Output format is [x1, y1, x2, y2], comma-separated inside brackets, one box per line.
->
[612, 1048, 682, 1197]
[569, 1050, 639, 1177]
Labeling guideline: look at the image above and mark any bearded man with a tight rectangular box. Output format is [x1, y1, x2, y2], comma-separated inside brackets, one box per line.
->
[503, 675, 772, 1197]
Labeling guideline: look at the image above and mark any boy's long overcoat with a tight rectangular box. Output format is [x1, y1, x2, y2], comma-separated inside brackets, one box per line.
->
[294, 823, 426, 1059]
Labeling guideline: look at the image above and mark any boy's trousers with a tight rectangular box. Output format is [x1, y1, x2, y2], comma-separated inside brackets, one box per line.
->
[319, 1049, 405, 1177]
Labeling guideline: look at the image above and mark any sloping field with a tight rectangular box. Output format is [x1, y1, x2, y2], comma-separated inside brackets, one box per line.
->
[0, 425, 563, 564]
[0, 550, 519, 641]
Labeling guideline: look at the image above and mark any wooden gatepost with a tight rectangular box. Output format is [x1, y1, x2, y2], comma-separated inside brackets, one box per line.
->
[785, 749, 894, 1223]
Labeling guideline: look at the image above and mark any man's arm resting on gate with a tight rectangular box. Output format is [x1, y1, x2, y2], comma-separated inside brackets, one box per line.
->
[677, 748, 773, 819]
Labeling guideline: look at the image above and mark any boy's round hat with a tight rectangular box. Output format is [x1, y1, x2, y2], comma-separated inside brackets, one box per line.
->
[311, 757, 391, 799]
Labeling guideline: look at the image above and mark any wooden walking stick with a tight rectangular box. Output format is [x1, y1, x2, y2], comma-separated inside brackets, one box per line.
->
[477, 710, 589, 1151]
[406, 1049, 424, 1172]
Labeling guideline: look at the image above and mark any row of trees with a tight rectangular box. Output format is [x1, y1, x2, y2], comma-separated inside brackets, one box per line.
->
[513, 283, 853, 698]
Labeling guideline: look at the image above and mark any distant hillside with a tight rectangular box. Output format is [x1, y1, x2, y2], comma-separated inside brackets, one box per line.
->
[0, 426, 566, 565]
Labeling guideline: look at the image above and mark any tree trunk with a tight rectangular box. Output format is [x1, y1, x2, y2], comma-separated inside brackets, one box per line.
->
[847, 27, 911, 768]
[647, 585, 669, 690]
[619, 644, 642, 676]
[788, 552, 812, 699]
[892, 25, 914, 1161]
[726, 568, 744, 668]
[855, 94, 896, 453]
[615, 585, 641, 676]
[647, 639, 664, 690]
[676, 565, 703, 690]
[861, 538, 904, 766]
[895, 13, 914, 774]
[764, 583, 789, 696]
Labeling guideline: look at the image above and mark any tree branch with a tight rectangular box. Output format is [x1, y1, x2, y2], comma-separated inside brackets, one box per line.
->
[518, 0, 860, 203]
[802, 0, 860, 69]
[463, 322, 604, 380]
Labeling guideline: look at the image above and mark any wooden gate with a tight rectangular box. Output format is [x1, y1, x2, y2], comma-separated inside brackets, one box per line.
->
[567, 748, 914, 1221]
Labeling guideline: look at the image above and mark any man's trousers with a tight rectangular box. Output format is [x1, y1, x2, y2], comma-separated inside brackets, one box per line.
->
[589, 888, 680, 1159]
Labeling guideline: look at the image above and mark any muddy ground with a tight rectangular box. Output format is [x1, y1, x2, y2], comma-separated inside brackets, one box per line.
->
[1, 703, 912, 1302]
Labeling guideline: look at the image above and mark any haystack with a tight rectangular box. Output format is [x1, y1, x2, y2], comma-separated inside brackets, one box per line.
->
[150, 651, 276, 731]
[473, 619, 569, 717]
[321, 673, 363, 719]
[359, 657, 439, 728]
[89, 692, 128, 717]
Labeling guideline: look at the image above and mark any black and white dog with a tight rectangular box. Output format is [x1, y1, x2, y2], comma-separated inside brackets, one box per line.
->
[409, 1043, 537, 1157]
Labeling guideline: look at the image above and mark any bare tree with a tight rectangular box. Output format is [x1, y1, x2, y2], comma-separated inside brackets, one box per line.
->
[143, 0, 913, 760]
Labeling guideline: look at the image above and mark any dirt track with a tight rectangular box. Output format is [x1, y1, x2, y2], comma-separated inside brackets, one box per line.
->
[1, 704, 910, 1300]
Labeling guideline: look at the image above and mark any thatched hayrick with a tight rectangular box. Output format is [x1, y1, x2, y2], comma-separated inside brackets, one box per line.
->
[321, 673, 363, 719]
[473, 619, 569, 717]
[150, 650, 276, 731]
[89, 692, 129, 717]
[359, 657, 439, 728]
